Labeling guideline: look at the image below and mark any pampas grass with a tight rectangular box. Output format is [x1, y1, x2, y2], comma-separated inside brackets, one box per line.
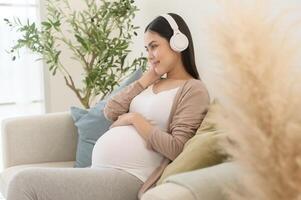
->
[208, 0, 301, 199]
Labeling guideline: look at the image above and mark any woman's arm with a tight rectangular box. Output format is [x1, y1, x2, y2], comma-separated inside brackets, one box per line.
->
[145, 81, 210, 160]
[104, 81, 144, 121]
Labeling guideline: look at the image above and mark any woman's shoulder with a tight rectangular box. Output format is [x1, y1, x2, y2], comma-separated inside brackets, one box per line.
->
[184, 78, 208, 92]
[180, 78, 210, 102]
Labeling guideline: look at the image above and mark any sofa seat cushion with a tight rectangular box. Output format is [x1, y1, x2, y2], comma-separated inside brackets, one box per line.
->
[0, 161, 75, 197]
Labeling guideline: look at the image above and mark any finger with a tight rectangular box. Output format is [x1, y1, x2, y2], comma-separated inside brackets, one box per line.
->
[110, 121, 118, 129]
[118, 113, 127, 118]
[149, 120, 156, 126]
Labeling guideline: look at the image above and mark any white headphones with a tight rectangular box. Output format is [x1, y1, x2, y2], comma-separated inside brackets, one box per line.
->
[160, 14, 189, 52]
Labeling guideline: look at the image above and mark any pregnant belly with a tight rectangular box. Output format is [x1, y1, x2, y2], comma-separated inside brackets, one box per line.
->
[91, 125, 163, 169]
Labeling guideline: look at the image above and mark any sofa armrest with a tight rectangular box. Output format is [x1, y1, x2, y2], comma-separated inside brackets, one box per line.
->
[142, 162, 240, 200]
[141, 183, 194, 200]
[1, 112, 78, 168]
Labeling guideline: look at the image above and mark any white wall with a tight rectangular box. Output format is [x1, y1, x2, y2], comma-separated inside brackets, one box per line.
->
[42, 0, 301, 112]
[40, 0, 87, 112]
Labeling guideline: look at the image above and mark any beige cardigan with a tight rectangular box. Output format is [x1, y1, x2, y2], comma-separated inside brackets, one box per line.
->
[104, 79, 210, 199]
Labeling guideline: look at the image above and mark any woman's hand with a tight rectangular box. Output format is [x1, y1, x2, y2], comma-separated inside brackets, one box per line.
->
[110, 112, 154, 140]
[138, 66, 162, 89]
[110, 113, 136, 128]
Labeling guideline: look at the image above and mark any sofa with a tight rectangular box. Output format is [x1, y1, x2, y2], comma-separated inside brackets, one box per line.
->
[0, 112, 240, 200]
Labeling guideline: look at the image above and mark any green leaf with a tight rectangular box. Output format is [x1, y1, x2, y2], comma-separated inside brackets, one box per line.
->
[42, 21, 52, 30]
[75, 34, 88, 50]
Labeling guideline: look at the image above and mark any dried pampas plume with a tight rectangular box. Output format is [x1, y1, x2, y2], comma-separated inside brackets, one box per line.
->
[209, 0, 301, 199]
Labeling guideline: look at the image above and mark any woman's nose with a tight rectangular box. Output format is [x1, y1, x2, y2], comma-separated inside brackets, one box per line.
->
[147, 51, 154, 60]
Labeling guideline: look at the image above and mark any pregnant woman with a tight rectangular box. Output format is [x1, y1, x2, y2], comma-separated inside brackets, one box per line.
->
[7, 13, 209, 200]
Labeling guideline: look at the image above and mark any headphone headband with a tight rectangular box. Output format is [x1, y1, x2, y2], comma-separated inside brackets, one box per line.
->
[160, 14, 179, 31]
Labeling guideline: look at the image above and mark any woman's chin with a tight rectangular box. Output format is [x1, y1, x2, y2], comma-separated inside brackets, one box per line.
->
[153, 67, 165, 76]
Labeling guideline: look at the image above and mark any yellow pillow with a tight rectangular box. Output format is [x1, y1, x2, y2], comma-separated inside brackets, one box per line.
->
[156, 101, 228, 185]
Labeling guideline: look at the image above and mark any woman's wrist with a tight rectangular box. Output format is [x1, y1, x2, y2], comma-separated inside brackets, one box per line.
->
[138, 68, 162, 89]
[128, 112, 138, 124]
[138, 75, 152, 89]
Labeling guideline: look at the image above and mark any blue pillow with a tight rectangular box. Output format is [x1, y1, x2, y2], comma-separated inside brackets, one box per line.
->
[70, 68, 143, 168]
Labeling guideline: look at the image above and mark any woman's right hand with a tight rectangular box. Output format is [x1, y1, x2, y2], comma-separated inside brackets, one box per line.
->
[138, 66, 162, 89]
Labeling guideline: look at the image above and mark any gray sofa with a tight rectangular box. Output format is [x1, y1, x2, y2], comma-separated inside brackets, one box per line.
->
[0, 112, 240, 200]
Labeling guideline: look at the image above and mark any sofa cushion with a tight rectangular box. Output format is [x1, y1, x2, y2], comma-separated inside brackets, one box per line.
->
[0, 161, 74, 197]
[70, 69, 143, 168]
[157, 101, 228, 184]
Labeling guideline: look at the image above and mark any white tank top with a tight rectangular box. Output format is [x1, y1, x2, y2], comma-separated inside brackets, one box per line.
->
[91, 85, 179, 182]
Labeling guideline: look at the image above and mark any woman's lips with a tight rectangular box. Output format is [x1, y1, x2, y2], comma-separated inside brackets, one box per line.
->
[151, 61, 160, 67]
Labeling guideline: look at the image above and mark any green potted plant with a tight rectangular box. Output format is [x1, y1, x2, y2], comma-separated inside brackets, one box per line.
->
[5, 0, 147, 108]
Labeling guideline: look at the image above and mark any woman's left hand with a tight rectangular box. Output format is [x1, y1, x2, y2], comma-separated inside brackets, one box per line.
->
[110, 113, 136, 128]
[110, 113, 154, 140]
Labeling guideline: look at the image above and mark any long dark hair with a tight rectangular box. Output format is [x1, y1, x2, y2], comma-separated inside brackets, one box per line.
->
[145, 13, 200, 79]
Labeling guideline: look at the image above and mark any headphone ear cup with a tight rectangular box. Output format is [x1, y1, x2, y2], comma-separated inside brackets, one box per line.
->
[170, 31, 189, 52]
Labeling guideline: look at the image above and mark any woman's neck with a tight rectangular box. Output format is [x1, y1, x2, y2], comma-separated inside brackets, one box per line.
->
[166, 64, 192, 80]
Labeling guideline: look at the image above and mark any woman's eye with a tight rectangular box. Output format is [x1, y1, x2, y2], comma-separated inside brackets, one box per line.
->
[145, 44, 158, 52]
[150, 44, 158, 50]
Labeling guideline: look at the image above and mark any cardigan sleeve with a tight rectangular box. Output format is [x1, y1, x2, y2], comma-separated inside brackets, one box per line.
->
[104, 81, 145, 121]
[146, 81, 210, 160]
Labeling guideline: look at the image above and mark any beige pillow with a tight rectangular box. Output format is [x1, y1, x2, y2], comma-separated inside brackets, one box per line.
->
[156, 101, 228, 185]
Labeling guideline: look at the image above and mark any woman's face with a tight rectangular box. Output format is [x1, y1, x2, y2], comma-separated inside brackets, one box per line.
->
[144, 31, 181, 76]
